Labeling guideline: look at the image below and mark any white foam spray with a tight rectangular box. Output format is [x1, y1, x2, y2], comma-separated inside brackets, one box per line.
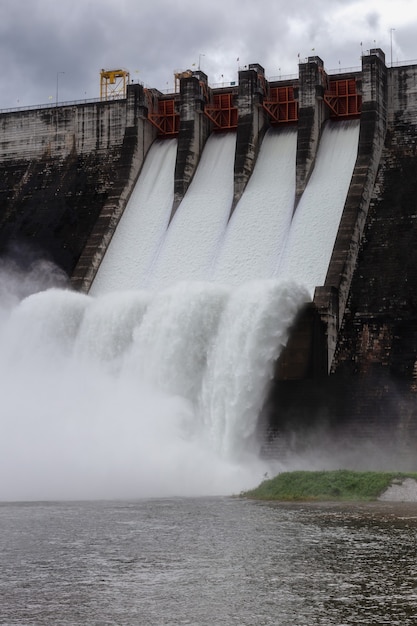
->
[198, 281, 309, 459]
[0, 282, 307, 501]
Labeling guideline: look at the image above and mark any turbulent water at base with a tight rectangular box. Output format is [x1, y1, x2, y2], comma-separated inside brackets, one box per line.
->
[0, 280, 308, 501]
[1, 120, 360, 501]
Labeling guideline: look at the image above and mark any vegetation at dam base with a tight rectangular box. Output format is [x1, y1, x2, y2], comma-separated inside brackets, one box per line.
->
[241, 470, 417, 502]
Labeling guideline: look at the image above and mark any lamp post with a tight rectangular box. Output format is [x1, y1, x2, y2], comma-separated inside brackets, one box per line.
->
[198, 53, 205, 70]
[56, 71, 65, 105]
[390, 28, 395, 67]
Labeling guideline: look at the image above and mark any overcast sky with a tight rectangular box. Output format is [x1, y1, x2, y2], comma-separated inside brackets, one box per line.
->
[1, 0, 416, 110]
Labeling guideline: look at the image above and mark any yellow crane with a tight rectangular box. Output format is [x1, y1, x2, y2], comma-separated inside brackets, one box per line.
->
[100, 69, 130, 100]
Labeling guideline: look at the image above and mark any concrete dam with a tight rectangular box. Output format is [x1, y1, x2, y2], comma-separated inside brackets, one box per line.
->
[1, 47, 417, 461]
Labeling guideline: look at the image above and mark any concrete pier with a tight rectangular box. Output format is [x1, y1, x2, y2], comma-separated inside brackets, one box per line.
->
[172, 70, 211, 219]
[231, 63, 269, 214]
[295, 55, 329, 206]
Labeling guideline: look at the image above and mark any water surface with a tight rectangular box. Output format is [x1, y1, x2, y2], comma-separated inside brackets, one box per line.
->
[1, 498, 417, 625]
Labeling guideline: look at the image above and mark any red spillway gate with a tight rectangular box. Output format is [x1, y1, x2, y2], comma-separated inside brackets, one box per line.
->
[146, 96, 180, 137]
[204, 92, 238, 131]
[144, 76, 361, 137]
[262, 86, 299, 125]
[324, 79, 362, 118]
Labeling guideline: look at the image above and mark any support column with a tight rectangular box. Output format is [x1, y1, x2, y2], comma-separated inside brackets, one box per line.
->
[231, 63, 269, 216]
[295, 56, 328, 206]
[171, 71, 211, 220]
[321, 50, 388, 327]
[314, 286, 339, 373]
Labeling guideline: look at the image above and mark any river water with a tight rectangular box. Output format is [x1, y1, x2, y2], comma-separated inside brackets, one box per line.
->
[1, 497, 417, 625]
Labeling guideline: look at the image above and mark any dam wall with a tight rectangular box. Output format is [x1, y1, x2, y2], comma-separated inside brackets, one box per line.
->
[0, 84, 156, 281]
[315, 48, 388, 370]
[327, 60, 417, 442]
[1, 49, 417, 444]
[268, 53, 417, 451]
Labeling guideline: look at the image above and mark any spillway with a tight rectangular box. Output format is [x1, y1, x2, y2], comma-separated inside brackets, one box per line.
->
[277, 120, 360, 294]
[212, 128, 297, 285]
[148, 133, 236, 290]
[87, 120, 359, 464]
[90, 139, 177, 294]
[0, 118, 360, 500]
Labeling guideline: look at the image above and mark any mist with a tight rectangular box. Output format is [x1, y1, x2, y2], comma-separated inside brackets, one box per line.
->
[2, 256, 415, 502]
[2, 270, 310, 502]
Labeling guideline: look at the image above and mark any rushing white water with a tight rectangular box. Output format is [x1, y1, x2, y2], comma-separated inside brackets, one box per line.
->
[277, 120, 360, 294]
[1, 120, 360, 500]
[0, 280, 308, 501]
[212, 128, 297, 285]
[148, 133, 235, 289]
[198, 280, 307, 458]
[90, 139, 177, 294]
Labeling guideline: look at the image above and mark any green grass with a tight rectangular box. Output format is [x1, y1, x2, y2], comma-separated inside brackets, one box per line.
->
[241, 470, 417, 502]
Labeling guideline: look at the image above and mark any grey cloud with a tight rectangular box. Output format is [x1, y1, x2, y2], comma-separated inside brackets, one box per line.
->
[0, 0, 417, 109]
[366, 11, 380, 30]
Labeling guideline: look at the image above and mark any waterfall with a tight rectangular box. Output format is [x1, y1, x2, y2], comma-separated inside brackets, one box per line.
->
[1, 120, 359, 500]
[0, 281, 308, 500]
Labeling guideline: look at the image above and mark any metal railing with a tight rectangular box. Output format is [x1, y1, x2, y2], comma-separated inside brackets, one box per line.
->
[3, 58, 417, 115]
[0, 96, 125, 115]
[267, 73, 298, 83]
[209, 81, 238, 89]
[327, 65, 361, 75]
[390, 58, 417, 68]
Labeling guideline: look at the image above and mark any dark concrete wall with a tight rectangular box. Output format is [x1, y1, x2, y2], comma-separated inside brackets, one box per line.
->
[0, 84, 156, 290]
[268, 56, 417, 452]
[172, 72, 211, 219]
[72, 85, 156, 291]
[315, 49, 388, 369]
[328, 61, 417, 435]
[232, 64, 269, 214]
[295, 56, 329, 204]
